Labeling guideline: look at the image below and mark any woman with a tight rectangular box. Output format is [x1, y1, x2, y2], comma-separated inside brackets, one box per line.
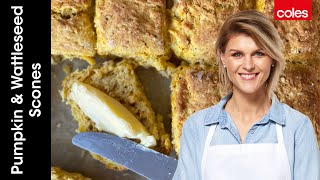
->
[173, 10, 320, 180]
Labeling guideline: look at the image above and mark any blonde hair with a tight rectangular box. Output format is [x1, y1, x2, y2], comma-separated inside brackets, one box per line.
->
[215, 10, 285, 97]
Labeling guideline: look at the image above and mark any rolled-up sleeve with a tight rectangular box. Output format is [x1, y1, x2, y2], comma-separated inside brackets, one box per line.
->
[293, 117, 320, 180]
[172, 118, 202, 180]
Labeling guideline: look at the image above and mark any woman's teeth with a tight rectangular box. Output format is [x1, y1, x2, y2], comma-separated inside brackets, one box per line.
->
[240, 73, 258, 80]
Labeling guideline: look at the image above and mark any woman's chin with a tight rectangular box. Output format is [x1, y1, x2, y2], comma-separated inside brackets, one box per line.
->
[235, 85, 265, 95]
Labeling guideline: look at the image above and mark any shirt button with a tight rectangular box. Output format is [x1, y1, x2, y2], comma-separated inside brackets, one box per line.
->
[251, 130, 255, 134]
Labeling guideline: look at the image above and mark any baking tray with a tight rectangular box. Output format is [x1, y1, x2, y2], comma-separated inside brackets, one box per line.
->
[51, 58, 175, 179]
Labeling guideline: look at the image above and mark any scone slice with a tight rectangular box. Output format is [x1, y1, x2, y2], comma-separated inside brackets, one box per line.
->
[61, 59, 171, 170]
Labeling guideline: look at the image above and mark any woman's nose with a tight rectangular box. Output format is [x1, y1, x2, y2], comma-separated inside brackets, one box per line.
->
[243, 55, 255, 70]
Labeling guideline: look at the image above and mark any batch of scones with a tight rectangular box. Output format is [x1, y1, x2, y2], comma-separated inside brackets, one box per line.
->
[51, 0, 320, 174]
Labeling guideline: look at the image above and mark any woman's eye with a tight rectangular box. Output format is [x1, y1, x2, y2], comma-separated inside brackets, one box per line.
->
[232, 52, 241, 57]
[255, 52, 264, 56]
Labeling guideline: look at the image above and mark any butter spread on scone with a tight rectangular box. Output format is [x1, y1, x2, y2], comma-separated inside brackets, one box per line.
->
[70, 81, 156, 147]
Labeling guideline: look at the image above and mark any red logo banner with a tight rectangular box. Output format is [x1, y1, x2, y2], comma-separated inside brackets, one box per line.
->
[274, 0, 312, 20]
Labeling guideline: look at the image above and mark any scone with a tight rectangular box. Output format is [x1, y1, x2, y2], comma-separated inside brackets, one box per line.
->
[51, 0, 96, 65]
[94, 0, 171, 71]
[51, 166, 91, 180]
[259, 0, 320, 64]
[171, 65, 223, 154]
[276, 61, 320, 146]
[61, 59, 171, 170]
[169, 0, 242, 65]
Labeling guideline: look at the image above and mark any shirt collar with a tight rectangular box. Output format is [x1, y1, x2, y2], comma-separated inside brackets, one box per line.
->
[204, 92, 286, 126]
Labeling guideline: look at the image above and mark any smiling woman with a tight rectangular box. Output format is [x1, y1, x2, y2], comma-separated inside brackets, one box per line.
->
[173, 10, 320, 180]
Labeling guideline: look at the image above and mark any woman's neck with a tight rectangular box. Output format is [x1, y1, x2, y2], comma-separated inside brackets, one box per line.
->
[226, 87, 271, 123]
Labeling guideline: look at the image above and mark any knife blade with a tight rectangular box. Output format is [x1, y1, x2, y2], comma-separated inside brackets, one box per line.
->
[72, 132, 178, 180]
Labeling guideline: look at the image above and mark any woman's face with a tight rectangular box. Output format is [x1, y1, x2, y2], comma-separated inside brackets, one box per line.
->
[220, 34, 273, 95]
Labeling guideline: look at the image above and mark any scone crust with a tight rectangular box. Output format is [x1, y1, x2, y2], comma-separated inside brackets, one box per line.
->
[95, 0, 171, 70]
[169, 0, 241, 65]
[51, 12, 96, 57]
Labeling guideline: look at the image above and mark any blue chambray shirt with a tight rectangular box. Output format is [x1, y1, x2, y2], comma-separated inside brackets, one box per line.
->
[173, 93, 320, 180]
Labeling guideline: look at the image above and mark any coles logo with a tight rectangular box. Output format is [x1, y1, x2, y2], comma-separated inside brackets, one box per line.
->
[274, 0, 312, 20]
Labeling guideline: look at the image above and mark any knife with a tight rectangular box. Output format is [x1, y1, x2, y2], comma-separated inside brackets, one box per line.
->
[72, 132, 178, 180]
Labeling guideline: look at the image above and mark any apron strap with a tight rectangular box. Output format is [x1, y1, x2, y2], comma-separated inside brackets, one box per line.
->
[275, 124, 284, 144]
[201, 124, 217, 179]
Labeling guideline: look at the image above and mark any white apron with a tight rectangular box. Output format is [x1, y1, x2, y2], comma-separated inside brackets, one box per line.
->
[201, 124, 291, 180]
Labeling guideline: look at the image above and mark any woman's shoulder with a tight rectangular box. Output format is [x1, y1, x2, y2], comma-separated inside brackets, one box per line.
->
[184, 105, 218, 128]
[281, 102, 314, 131]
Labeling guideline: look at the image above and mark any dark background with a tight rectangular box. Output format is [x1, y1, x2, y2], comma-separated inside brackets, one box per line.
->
[4, 0, 51, 179]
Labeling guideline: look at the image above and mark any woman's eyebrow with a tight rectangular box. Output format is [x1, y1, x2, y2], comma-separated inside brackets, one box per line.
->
[228, 49, 241, 52]
[252, 48, 264, 52]
[228, 48, 264, 52]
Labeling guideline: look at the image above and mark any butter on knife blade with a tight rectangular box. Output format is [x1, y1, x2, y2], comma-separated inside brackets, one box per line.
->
[69, 81, 156, 148]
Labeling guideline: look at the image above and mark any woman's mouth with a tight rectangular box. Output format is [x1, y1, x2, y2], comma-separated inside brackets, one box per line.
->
[239, 73, 259, 80]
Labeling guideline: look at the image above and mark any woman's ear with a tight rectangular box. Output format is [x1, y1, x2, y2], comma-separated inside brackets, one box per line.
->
[220, 51, 226, 65]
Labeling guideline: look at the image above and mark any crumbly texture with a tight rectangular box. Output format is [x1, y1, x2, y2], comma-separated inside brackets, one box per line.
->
[61, 59, 171, 170]
[51, 0, 96, 64]
[51, 166, 91, 180]
[94, 0, 171, 71]
[171, 65, 223, 154]
[169, 0, 242, 65]
[276, 61, 320, 146]
[259, 0, 320, 63]
[51, 0, 92, 15]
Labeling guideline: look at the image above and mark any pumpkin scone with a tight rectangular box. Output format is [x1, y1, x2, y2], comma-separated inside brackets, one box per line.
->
[94, 0, 171, 71]
[51, 0, 96, 65]
[169, 0, 242, 65]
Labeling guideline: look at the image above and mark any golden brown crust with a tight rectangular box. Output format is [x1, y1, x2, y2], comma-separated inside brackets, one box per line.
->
[51, 12, 96, 58]
[51, 166, 91, 180]
[169, 0, 241, 65]
[51, 0, 96, 63]
[94, 0, 171, 71]
[61, 59, 171, 170]
[171, 65, 223, 154]
[276, 60, 320, 145]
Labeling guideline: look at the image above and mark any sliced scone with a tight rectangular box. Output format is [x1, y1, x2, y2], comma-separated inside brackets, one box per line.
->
[51, 166, 91, 180]
[171, 65, 223, 154]
[61, 59, 171, 170]
[169, 0, 242, 65]
[258, 0, 319, 64]
[276, 61, 320, 146]
[51, 0, 96, 65]
[94, 0, 171, 71]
